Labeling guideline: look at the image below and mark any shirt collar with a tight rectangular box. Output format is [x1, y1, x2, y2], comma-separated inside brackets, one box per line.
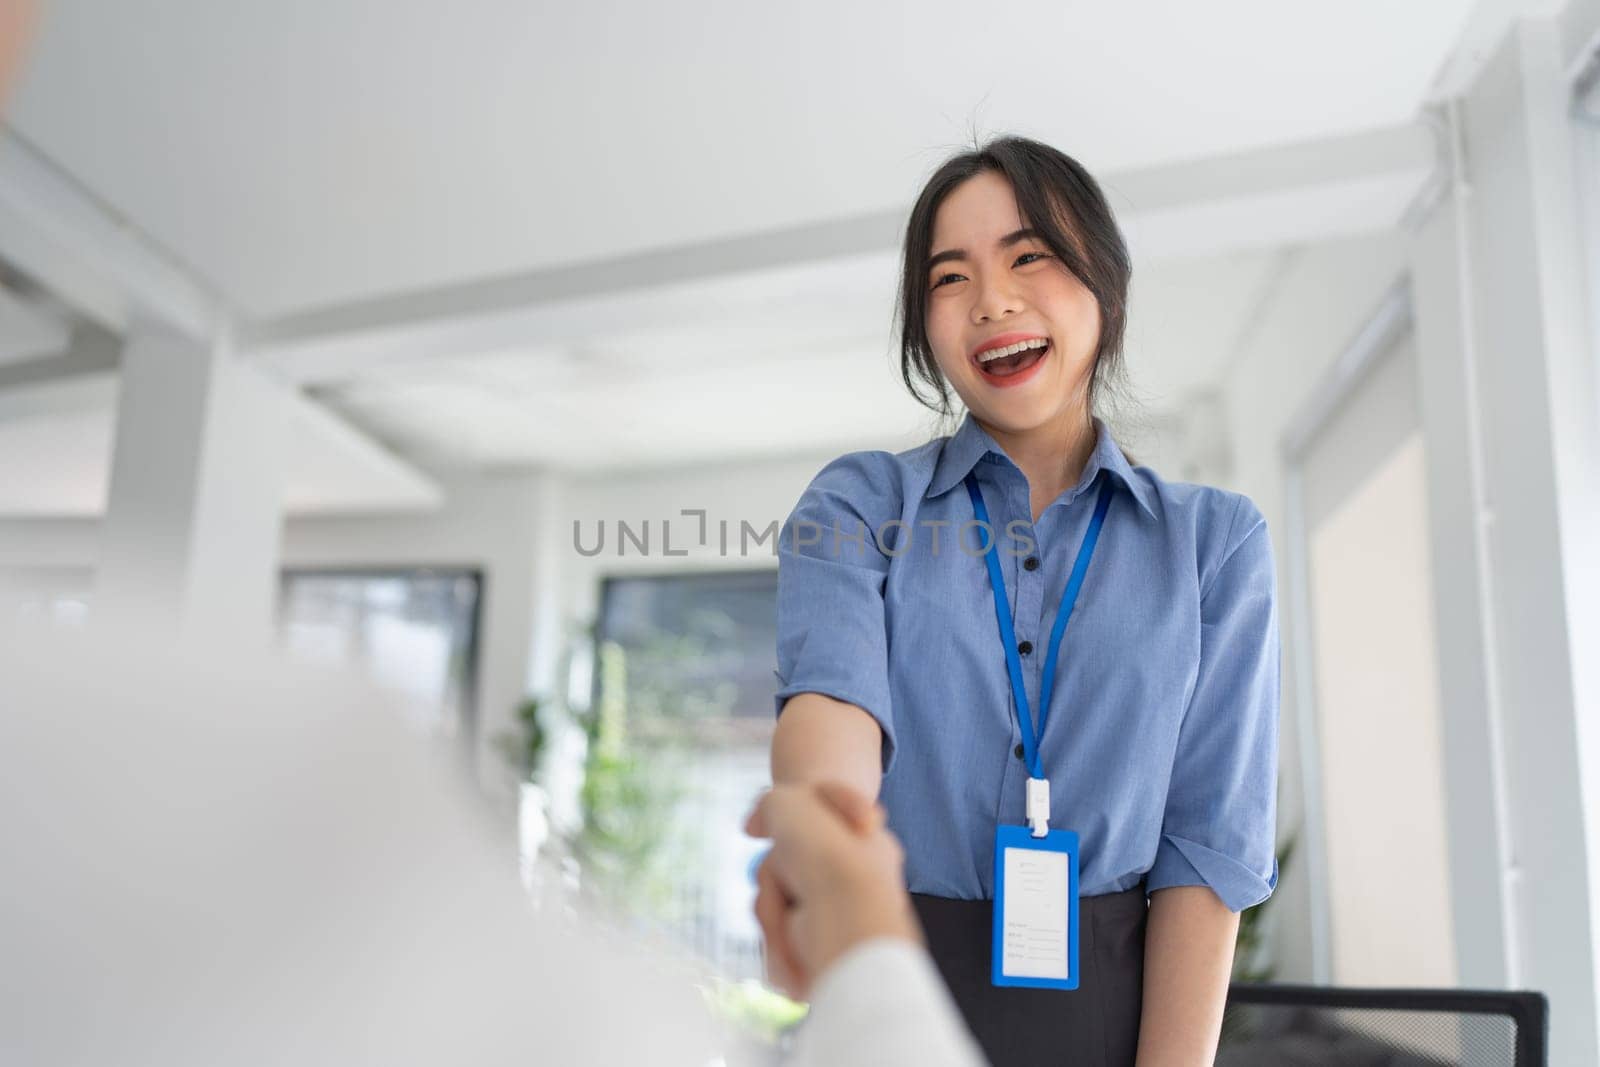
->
[925, 411, 1157, 519]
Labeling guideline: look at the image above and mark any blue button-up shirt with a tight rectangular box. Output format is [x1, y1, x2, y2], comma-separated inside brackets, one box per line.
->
[774, 413, 1280, 911]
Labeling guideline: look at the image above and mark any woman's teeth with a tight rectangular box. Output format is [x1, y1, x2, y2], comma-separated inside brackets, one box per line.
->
[978, 337, 1050, 363]
[977, 338, 1050, 377]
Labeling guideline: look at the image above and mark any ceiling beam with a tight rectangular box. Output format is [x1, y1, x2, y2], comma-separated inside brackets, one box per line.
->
[0, 127, 223, 339]
[0, 282, 70, 364]
[249, 209, 905, 383]
[0, 321, 119, 392]
[1107, 121, 1437, 260]
[0, 367, 116, 423]
[0, 365, 444, 518]
[249, 121, 1438, 386]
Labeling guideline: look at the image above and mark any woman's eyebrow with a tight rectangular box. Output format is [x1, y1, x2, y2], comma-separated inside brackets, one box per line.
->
[926, 228, 1041, 271]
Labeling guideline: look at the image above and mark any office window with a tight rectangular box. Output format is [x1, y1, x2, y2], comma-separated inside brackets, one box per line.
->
[277, 569, 482, 739]
[588, 569, 777, 981]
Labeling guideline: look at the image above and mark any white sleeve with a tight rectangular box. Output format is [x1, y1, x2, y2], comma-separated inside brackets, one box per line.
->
[789, 939, 987, 1067]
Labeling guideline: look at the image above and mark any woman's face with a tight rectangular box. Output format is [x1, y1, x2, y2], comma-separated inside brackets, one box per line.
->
[924, 170, 1101, 436]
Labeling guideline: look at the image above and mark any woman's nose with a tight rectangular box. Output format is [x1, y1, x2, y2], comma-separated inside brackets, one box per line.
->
[971, 274, 1023, 323]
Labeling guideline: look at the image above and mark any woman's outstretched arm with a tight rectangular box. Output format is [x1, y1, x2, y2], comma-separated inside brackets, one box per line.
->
[771, 692, 885, 802]
[1136, 885, 1240, 1066]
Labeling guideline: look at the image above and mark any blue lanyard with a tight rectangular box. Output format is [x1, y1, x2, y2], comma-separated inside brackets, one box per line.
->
[963, 470, 1115, 781]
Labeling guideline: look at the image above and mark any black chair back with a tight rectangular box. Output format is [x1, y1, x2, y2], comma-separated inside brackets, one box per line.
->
[1219, 983, 1548, 1066]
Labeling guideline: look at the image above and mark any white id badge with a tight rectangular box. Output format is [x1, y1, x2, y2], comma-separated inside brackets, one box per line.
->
[992, 824, 1079, 989]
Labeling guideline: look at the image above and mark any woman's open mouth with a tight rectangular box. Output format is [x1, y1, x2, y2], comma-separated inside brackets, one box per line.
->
[973, 336, 1050, 387]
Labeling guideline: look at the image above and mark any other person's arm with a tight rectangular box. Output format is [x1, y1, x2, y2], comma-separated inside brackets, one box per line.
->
[745, 783, 985, 1067]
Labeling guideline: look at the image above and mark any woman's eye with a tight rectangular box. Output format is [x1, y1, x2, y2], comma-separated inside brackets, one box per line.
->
[1015, 252, 1051, 267]
[930, 272, 965, 289]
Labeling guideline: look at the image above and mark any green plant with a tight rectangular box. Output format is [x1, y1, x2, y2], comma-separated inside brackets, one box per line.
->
[493, 695, 548, 783]
[570, 640, 688, 918]
[700, 977, 809, 1045]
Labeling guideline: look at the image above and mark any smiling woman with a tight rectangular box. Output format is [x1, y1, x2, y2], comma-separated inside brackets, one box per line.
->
[769, 136, 1280, 1067]
[899, 140, 1132, 429]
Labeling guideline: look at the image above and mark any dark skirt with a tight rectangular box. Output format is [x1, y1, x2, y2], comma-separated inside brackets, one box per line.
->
[910, 885, 1148, 1067]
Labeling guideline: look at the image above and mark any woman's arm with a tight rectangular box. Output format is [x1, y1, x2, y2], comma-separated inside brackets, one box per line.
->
[1135, 885, 1240, 1066]
[771, 692, 884, 802]
[1139, 497, 1279, 1061]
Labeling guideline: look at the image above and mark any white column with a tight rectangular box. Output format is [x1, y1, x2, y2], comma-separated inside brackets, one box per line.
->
[525, 469, 567, 701]
[1411, 17, 1600, 1064]
[95, 323, 290, 649]
[1411, 167, 1517, 993]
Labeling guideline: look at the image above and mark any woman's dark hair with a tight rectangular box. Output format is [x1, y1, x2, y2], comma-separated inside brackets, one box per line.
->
[896, 136, 1132, 419]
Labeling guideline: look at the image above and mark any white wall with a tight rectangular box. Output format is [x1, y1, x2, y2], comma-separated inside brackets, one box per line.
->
[280, 474, 550, 794]
[1216, 230, 1412, 982]
[0, 517, 97, 568]
[1309, 431, 1457, 988]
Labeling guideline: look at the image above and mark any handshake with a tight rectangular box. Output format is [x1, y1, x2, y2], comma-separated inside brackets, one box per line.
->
[743, 782, 922, 999]
[742, 784, 986, 1067]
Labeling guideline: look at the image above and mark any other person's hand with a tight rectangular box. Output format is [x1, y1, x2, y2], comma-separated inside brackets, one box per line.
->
[744, 782, 922, 1000]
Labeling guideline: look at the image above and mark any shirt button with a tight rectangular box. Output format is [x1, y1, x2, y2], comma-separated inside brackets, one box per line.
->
[1014, 743, 1025, 759]
[1023, 556, 1040, 571]
[1017, 640, 1033, 655]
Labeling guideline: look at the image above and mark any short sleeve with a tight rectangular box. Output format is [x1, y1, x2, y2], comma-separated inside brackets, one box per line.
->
[1146, 495, 1281, 912]
[774, 452, 899, 772]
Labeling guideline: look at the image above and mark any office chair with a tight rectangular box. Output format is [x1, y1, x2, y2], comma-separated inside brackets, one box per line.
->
[1218, 983, 1548, 1066]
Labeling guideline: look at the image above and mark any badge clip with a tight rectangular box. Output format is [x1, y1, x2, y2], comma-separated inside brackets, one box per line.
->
[1026, 776, 1050, 838]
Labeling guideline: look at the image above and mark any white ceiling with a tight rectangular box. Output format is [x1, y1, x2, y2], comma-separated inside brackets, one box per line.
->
[313, 244, 1292, 472]
[9, 0, 1478, 318]
[0, 1, 1488, 506]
